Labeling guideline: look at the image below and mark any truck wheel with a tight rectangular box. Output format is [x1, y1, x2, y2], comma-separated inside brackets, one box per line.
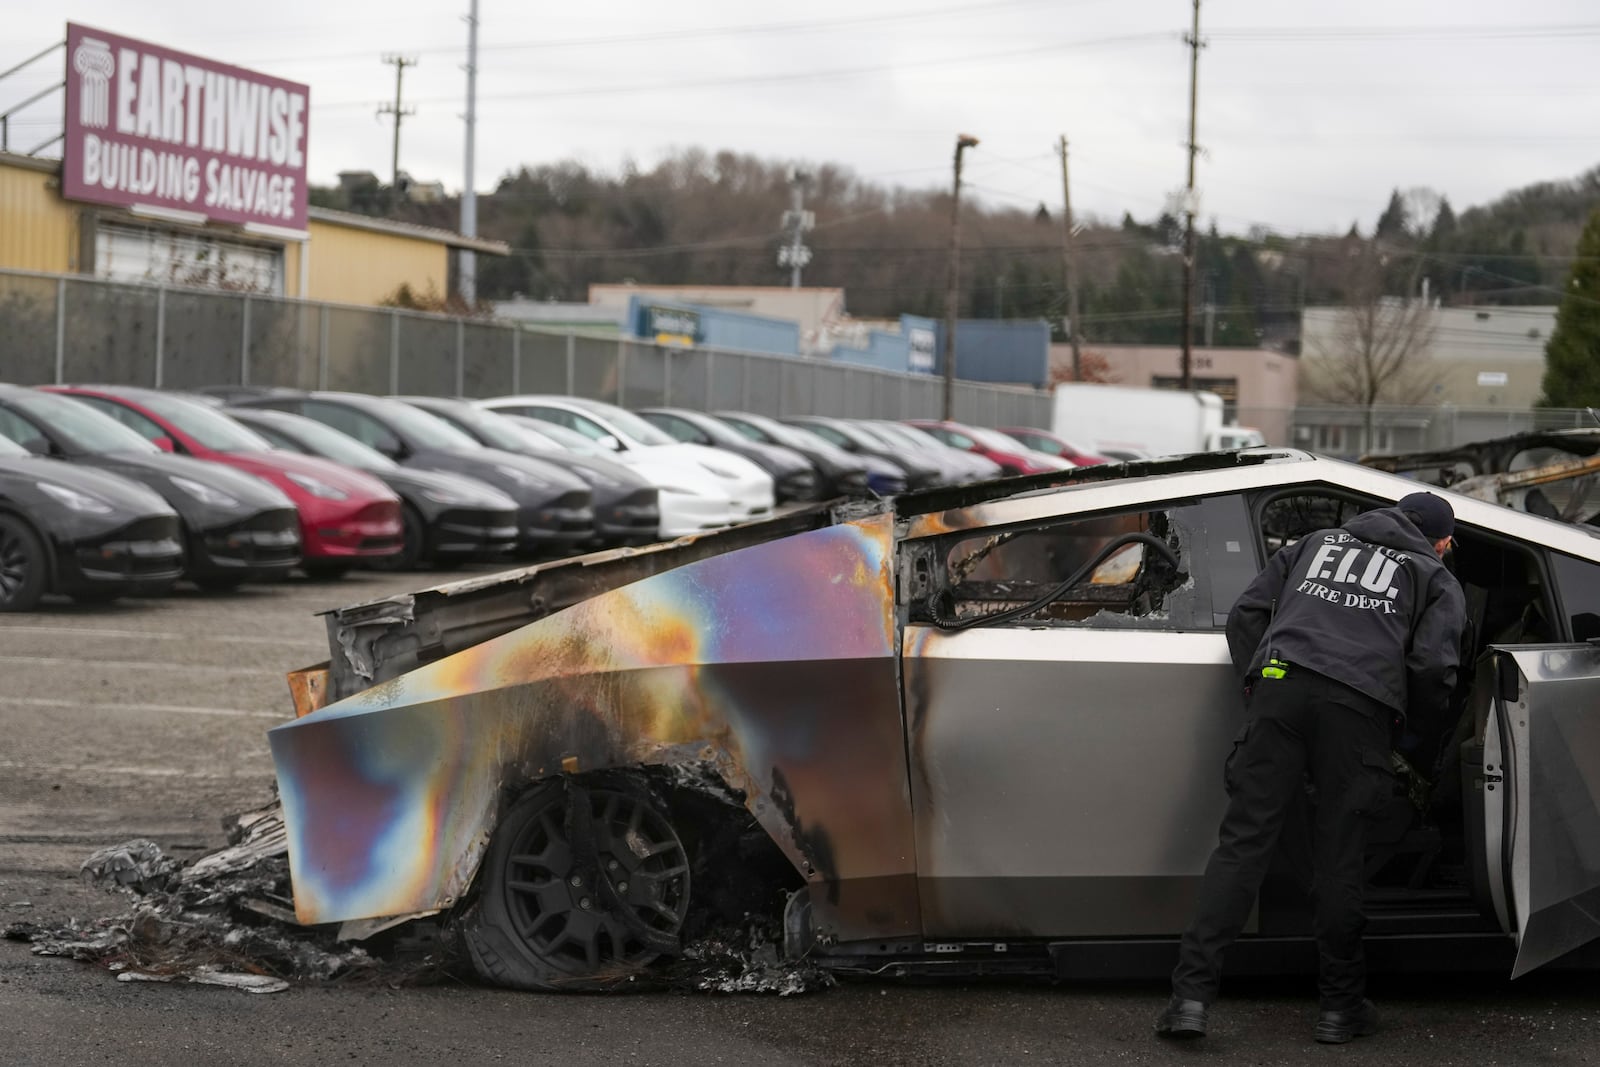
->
[457, 778, 691, 991]
[0, 515, 47, 612]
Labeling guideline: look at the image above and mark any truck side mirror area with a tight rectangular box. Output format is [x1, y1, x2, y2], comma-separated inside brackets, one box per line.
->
[21, 436, 51, 456]
[151, 435, 176, 453]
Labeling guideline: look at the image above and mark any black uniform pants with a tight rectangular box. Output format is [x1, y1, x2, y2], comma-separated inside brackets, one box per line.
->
[1171, 668, 1394, 1011]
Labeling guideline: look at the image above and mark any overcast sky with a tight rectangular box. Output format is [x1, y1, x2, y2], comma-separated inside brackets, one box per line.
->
[4, 0, 1597, 236]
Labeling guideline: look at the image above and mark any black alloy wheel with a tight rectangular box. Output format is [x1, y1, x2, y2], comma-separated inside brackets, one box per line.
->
[0, 514, 47, 612]
[458, 779, 692, 990]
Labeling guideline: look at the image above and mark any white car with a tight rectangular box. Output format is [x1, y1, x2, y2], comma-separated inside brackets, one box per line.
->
[479, 397, 775, 537]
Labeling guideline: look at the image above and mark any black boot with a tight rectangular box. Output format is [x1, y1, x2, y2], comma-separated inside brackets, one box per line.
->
[1155, 995, 1209, 1039]
[1314, 999, 1380, 1044]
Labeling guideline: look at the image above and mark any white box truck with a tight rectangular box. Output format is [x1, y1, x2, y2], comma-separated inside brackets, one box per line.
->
[1052, 383, 1265, 459]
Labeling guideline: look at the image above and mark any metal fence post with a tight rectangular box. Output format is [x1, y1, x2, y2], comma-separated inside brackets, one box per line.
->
[663, 346, 673, 406]
[389, 311, 400, 395]
[455, 320, 465, 397]
[511, 327, 521, 393]
[741, 356, 751, 410]
[617, 343, 627, 405]
[240, 295, 252, 385]
[705, 351, 716, 410]
[317, 305, 329, 390]
[565, 331, 576, 395]
[153, 286, 166, 388]
[53, 277, 65, 384]
[778, 361, 788, 415]
[992, 388, 1000, 428]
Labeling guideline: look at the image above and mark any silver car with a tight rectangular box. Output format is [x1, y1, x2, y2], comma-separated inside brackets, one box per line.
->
[268, 448, 1600, 988]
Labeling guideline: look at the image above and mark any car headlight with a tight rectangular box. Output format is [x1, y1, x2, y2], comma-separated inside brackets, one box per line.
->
[494, 463, 551, 490]
[170, 475, 240, 509]
[699, 461, 740, 480]
[657, 484, 706, 496]
[38, 481, 115, 514]
[285, 472, 349, 500]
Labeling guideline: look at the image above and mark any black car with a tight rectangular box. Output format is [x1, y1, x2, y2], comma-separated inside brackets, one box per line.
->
[708, 411, 877, 498]
[636, 407, 819, 503]
[781, 414, 945, 491]
[229, 392, 596, 556]
[0, 434, 184, 610]
[226, 407, 519, 570]
[391, 396, 661, 547]
[0, 387, 300, 589]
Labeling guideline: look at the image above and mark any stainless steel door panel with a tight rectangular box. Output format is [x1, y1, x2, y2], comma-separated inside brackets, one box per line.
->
[904, 626, 1241, 938]
[1491, 645, 1600, 977]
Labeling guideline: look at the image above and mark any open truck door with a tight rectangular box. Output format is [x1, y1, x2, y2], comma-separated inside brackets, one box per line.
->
[1484, 644, 1600, 977]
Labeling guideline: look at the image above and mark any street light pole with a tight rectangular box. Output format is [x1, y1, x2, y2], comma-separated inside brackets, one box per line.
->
[942, 133, 979, 421]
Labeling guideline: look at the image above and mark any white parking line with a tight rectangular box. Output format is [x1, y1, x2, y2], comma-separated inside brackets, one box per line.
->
[4, 697, 285, 720]
[0, 759, 269, 780]
[0, 656, 284, 675]
[0, 625, 314, 648]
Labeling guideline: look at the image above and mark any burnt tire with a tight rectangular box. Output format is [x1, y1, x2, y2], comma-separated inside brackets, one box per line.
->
[0, 514, 47, 612]
[457, 778, 691, 991]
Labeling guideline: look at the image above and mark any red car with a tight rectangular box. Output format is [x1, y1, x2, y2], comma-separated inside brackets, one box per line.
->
[45, 387, 403, 576]
[995, 426, 1109, 466]
[904, 419, 1075, 476]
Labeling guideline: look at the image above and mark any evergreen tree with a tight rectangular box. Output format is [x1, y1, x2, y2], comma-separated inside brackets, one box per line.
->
[1429, 197, 1457, 247]
[1375, 189, 1408, 239]
[1540, 208, 1600, 405]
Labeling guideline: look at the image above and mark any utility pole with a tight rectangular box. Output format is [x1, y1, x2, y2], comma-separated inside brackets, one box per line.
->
[942, 134, 979, 421]
[1203, 275, 1215, 347]
[459, 0, 480, 306]
[377, 55, 418, 190]
[1179, 0, 1204, 390]
[777, 169, 813, 288]
[1057, 134, 1083, 381]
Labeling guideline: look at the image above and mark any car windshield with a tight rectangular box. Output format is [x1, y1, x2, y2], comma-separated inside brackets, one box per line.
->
[13, 392, 157, 454]
[250, 414, 396, 470]
[965, 425, 1029, 452]
[138, 393, 273, 452]
[567, 399, 675, 446]
[449, 406, 538, 452]
[367, 400, 482, 451]
[522, 419, 607, 455]
[729, 414, 814, 450]
[886, 423, 945, 449]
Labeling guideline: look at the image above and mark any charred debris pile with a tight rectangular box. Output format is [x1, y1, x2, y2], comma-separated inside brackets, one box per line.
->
[3, 794, 830, 996]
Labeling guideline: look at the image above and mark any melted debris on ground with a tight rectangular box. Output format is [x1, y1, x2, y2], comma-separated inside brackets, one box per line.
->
[669, 918, 834, 996]
[1, 797, 430, 993]
[3, 794, 833, 996]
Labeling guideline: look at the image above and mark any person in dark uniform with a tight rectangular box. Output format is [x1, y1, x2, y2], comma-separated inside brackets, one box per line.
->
[1156, 492, 1466, 1044]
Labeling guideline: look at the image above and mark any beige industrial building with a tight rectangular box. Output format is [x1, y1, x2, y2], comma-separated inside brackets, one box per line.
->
[0, 151, 505, 307]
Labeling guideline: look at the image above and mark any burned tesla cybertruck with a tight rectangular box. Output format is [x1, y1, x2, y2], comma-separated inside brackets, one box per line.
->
[270, 448, 1600, 989]
[1363, 429, 1600, 525]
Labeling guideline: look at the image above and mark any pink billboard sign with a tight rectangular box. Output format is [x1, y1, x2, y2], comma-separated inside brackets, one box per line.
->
[63, 23, 310, 232]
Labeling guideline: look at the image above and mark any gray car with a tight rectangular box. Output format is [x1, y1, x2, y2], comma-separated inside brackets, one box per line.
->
[269, 448, 1600, 989]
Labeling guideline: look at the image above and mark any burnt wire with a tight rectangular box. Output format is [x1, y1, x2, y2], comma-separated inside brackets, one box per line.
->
[926, 532, 1180, 632]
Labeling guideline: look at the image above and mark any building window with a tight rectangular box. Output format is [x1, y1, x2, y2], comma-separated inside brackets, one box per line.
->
[94, 223, 283, 294]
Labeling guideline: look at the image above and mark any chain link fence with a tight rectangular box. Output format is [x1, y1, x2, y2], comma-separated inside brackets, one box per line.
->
[0, 267, 1050, 428]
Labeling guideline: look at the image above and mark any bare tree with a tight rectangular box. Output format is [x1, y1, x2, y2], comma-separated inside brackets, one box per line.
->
[1301, 241, 1439, 453]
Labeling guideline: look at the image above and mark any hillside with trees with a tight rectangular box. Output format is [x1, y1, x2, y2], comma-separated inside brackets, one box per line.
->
[312, 151, 1600, 349]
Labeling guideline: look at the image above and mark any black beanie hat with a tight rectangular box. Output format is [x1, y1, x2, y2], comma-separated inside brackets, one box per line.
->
[1398, 492, 1455, 540]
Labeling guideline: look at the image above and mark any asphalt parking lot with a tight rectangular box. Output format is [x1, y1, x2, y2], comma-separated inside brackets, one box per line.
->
[3, 570, 1600, 1066]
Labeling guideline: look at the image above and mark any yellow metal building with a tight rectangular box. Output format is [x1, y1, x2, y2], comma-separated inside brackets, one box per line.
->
[0, 151, 505, 307]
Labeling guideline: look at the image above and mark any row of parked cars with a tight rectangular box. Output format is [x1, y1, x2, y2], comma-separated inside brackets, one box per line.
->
[0, 383, 1097, 611]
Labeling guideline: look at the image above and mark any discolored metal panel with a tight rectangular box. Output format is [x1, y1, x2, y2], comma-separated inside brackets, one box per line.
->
[270, 514, 919, 941]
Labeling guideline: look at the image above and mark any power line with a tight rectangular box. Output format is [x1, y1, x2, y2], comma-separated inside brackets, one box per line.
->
[310, 31, 1173, 110]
